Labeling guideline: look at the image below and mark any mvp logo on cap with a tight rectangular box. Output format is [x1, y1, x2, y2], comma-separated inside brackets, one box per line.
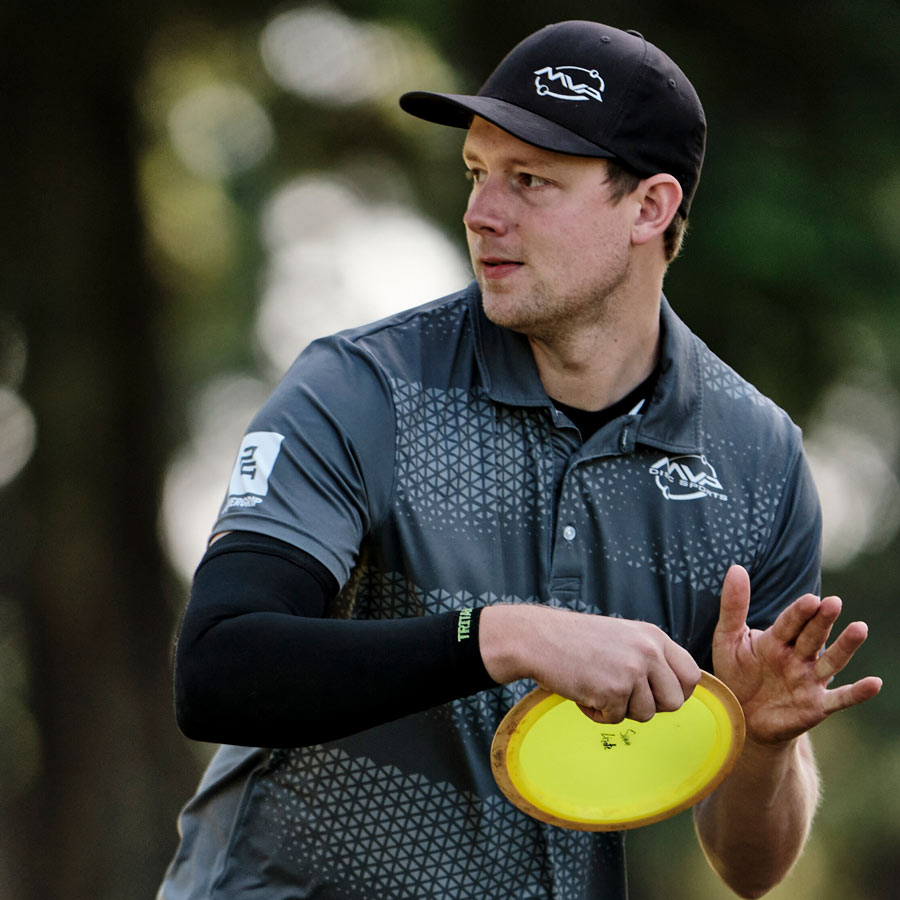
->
[533, 66, 605, 102]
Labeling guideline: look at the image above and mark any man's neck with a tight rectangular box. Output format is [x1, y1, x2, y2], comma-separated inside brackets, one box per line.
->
[529, 297, 662, 412]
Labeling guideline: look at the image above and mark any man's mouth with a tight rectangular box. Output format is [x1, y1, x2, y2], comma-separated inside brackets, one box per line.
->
[480, 257, 523, 279]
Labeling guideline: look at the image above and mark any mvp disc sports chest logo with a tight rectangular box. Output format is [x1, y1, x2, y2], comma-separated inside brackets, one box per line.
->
[533, 66, 605, 102]
[649, 455, 728, 502]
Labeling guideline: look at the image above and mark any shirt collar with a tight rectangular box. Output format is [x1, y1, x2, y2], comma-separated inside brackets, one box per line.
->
[469, 283, 549, 408]
[636, 296, 705, 454]
[469, 283, 705, 454]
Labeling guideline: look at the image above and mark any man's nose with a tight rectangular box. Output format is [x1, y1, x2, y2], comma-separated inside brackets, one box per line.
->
[463, 178, 511, 236]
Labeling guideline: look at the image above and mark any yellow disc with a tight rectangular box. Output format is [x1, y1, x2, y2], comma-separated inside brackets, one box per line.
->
[491, 672, 745, 830]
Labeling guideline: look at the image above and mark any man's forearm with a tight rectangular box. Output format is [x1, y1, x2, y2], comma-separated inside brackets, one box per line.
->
[176, 541, 496, 747]
[693, 733, 820, 899]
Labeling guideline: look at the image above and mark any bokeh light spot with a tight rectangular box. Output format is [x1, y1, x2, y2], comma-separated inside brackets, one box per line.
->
[168, 82, 274, 179]
[0, 387, 37, 489]
[255, 174, 470, 374]
[161, 374, 273, 580]
[805, 380, 900, 570]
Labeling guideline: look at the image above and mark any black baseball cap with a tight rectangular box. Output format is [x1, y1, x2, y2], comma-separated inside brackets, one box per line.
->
[400, 21, 706, 216]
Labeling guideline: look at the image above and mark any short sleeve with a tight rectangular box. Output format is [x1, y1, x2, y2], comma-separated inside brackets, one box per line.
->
[746, 441, 823, 630]
[212, 336, 396, 586]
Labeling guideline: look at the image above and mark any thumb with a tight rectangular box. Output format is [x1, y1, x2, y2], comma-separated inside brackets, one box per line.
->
[716, 565, 751, 639]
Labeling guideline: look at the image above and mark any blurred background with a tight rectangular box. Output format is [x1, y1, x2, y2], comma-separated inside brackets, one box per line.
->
[1, 1, 898, 898]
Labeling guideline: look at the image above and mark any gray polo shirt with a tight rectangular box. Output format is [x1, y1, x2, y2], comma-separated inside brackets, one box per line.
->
[160, 283, 821, 900]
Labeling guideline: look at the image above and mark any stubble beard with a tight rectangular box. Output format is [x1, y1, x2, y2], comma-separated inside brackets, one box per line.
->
[479, 260, 633, 347]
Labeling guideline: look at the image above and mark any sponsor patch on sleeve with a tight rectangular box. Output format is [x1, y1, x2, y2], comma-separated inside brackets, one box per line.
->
[224, 431, 285, 510]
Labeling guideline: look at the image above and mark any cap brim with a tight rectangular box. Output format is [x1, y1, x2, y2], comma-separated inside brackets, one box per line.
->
[399, 91, 616, 161]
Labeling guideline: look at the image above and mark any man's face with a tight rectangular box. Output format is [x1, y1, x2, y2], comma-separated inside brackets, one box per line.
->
[462, 117, 637, 342]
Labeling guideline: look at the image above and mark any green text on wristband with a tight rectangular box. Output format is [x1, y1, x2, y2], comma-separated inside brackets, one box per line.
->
[457, 608, 473, 642]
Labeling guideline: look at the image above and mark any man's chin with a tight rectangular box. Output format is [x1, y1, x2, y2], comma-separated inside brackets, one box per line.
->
[480, 289, 537, 335]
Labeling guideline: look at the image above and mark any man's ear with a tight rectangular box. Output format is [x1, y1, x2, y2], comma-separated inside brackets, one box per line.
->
[631, 175, 682, 246]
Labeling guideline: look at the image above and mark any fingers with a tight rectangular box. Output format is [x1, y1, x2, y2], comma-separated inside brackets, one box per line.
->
[715, 565, 751, 637]
[813, 620, 869, 680]
[624, 639, 699, 719]
[661, 641, 701, 705]
[525, 609, 701, 726]
[576, 688, 631, 725]
[822, 676, 883, 715]
[771, 595, 864, 674]
[577, 680, 676, 725]
[625, 678, 657, 722]
[771, 594, 839, 660]
[578, 642, 700, 725]
[793, 597, 840, 660]
[769, 592, 823, 646]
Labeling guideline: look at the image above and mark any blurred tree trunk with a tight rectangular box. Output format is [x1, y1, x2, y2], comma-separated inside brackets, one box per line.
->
[0, 7, 197, 900]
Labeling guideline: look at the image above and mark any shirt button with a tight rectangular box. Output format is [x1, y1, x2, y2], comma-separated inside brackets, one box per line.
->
[562, 525, 577, 542]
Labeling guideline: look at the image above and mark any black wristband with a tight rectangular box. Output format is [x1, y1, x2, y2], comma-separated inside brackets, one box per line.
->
[453, 606, 494, 686]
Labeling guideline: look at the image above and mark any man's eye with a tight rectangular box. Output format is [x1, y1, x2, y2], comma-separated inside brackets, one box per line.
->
[465, 169, 484, 184]
[519, 173, 548, 188]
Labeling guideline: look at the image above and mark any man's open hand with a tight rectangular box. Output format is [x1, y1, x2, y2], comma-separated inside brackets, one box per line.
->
[712, 565, 882, 745]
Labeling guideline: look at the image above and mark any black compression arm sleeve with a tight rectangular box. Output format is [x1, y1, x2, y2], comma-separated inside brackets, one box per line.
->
[174, 532, 497, 748]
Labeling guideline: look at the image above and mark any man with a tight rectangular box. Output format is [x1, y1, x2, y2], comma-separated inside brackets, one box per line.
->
[159, 21, 881, 900]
